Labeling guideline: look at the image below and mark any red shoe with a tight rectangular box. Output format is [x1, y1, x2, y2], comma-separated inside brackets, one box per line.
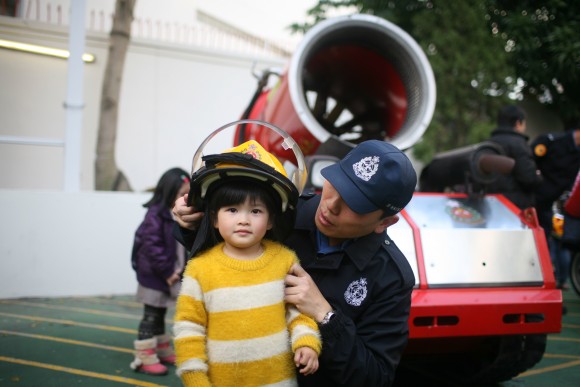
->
[159, 353, 176, 365]
[134, 360, 168, 376]
[155, 334, 176, 365]
[130, 338, 168, 376]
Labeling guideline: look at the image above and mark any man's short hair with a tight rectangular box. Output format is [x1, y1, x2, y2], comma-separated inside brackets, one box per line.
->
[497, 105, 526, 128]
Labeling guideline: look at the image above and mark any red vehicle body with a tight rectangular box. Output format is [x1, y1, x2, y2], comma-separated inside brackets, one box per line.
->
[564, 172, 580, 295]
[228, 14, 562, 384]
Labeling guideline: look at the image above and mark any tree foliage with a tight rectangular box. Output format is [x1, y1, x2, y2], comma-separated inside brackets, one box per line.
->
[485, 0, 580, 127]
[290, 0, 579, 161]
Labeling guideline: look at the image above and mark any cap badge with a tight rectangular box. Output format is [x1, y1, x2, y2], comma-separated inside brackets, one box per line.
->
[352, 156, 380, 182]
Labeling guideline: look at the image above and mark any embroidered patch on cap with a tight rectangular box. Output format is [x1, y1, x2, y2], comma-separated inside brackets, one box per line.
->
[353, 156, 380, 182]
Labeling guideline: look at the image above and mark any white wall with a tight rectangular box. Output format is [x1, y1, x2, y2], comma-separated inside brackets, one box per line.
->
[0, 5, 292, 299]
[0, 190, 151, 298]
[0, 15, 286, 192]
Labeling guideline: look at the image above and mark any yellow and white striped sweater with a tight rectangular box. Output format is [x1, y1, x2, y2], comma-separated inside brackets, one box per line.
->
[174, 240, 321, 387]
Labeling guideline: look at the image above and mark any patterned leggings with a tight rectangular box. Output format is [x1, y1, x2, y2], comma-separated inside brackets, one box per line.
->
[138, 304, 167, 339]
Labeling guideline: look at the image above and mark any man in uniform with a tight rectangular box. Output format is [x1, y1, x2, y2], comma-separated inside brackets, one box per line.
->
[532, 125, 580, 289]
[532, 127, 580, 239]
[173, 140, 417, 386]
[486, 105, 542, 210]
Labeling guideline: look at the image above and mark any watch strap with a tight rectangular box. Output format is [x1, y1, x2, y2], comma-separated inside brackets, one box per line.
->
[319, 310, 335, 325]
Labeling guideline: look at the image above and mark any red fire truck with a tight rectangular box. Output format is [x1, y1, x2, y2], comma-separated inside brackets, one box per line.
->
[207, 14, 563, 384]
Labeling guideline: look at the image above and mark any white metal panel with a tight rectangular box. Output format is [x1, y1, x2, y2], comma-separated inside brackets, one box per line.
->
[420, 229, 543, 286]
[388, 216, 419, 286]
[403, 195, 544, 287]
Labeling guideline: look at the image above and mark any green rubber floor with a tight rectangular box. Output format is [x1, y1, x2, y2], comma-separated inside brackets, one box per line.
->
[0, 290, 578, 387]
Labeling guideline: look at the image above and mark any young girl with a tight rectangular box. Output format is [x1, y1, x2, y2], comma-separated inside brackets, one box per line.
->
[130, 167, 190, 375]
[174, 141, 321, 386]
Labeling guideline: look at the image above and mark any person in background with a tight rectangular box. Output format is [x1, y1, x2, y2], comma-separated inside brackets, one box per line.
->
[130, 167, 190, 375]
[550, 195, 572, 290]
[486, 105, 542, 210]
[174, 141, 320, 386]
[532, 122, 580, 289]
[173, 139, 417, 386]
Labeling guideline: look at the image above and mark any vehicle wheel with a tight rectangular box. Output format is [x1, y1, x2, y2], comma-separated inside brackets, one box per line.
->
[571, 250, 580, 295]
[394, 333, 547, 386]
[467, 333, 547, 384]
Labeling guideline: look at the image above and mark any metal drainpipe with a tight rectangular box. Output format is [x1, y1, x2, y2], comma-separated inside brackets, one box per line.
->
[63, 0, 86, 192]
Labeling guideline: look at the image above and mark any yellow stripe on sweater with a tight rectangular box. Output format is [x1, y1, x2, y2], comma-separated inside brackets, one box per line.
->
[207, 303, 287, 341]
[175, 335, 208, 365]
[184, 241, 294, 291]
[174, 293, 206, 327]
[208, 351, 296, 387]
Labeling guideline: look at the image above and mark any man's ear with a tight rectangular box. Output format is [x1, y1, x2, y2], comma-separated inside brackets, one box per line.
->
[374, 214, 400, 234]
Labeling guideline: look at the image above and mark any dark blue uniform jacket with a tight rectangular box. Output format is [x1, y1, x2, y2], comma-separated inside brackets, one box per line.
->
[285, 195, 415, 386]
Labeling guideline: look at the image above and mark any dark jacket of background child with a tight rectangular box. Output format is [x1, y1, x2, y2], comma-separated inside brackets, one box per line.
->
[132, 203, 179, 294]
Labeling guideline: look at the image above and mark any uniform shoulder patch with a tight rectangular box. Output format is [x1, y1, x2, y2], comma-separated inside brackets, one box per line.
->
[534, 143, 547, 157]
[344, 277, 368, 306]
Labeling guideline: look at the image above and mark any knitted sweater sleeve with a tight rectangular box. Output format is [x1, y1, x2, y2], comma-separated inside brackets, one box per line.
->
[174, 259, 210, 387]
[285, 252, 322, 355]
[287, 304, 322, 355]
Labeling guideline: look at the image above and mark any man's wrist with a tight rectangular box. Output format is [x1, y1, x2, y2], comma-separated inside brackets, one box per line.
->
[318, 309, 336, 325]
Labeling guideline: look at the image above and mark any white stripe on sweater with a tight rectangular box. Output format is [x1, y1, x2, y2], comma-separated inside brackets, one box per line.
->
[263, 380, 298, 387]
[290, 324, 320, 344]
[180, 276, 203, 300]
[205, 280, 284, 313]
[207, 329, 290, 363]
[286, 305, 301, 322]
[173, 320, 205, 339]
[175, 357, 208, 376]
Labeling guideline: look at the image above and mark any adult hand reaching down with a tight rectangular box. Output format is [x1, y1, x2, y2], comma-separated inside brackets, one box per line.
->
[172, 194, 204, 230]
[285, 263, 333, 324]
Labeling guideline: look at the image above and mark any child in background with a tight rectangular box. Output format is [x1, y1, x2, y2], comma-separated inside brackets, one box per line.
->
[130, 167, 190, 375]
[174, 141, 321, 386]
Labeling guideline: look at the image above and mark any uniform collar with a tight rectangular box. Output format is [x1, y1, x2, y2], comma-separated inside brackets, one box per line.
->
[491, 126, 530, 141]
[344, 231, 385, 271]
[296, 196, 385, 271]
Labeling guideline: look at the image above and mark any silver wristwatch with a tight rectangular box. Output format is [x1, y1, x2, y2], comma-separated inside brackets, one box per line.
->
[319, 310, 336, 325]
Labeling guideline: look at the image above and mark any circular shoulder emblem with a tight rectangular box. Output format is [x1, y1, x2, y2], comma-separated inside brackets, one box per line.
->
[344, 278, 368, 306]
[534, 143, 547, 157]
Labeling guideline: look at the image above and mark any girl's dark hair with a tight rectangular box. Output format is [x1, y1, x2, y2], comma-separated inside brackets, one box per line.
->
[144, 167, 190, 209]
[191, 180, 282, 256]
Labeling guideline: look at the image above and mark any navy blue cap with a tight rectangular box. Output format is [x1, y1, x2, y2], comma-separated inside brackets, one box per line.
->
[321, 140, 417, 215]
